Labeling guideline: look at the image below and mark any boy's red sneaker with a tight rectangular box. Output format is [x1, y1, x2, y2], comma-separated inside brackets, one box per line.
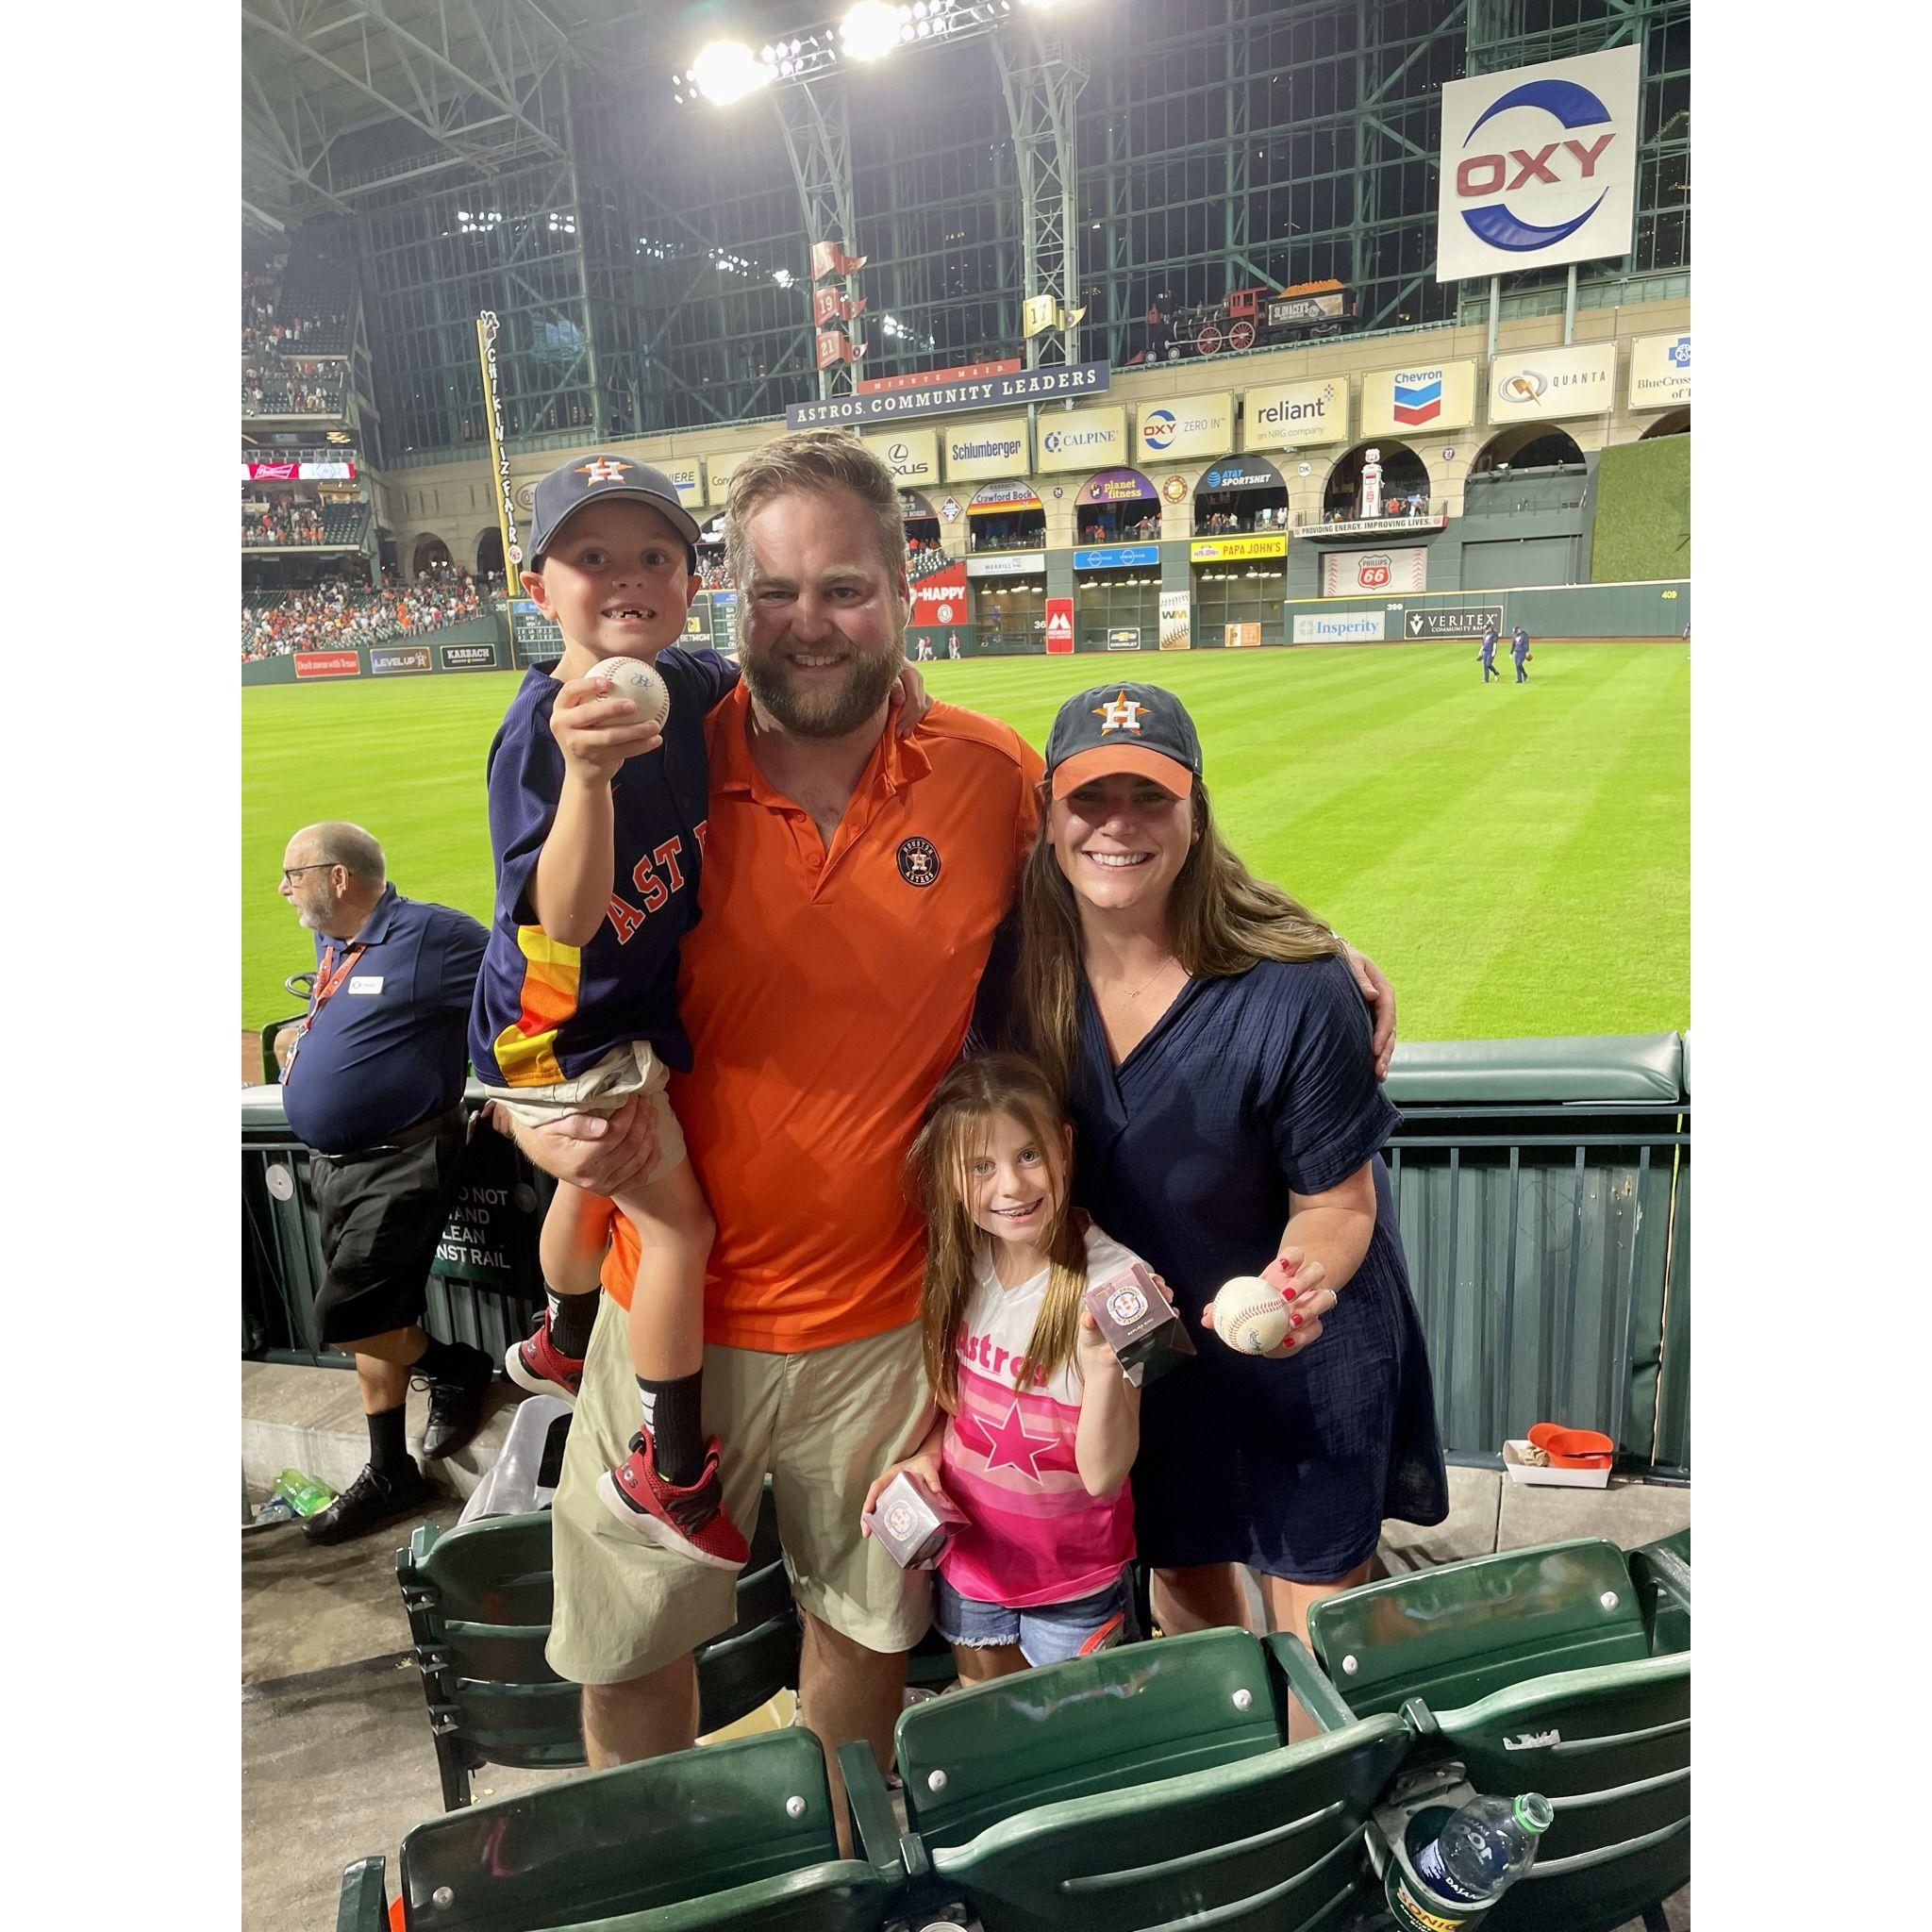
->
[596, 1433, 748, 1570]
[503, 1316, 585, 1402]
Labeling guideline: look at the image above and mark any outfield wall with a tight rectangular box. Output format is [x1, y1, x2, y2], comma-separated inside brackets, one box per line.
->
[241, 616, 505, 685]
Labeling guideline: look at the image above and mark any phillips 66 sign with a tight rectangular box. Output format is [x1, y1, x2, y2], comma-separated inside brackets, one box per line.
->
[1435, 45, 1641, 283]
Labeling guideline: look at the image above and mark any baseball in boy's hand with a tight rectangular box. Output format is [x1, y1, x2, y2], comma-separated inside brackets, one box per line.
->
[592, 656, 671, 729]
[1209, 1274, 1291, 1355]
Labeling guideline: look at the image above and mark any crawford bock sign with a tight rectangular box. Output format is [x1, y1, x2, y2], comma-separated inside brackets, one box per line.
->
[1435, 46, 1641, 283]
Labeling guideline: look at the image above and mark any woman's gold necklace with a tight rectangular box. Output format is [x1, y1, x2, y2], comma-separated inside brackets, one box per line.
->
[1108, 954, 1177, 1002]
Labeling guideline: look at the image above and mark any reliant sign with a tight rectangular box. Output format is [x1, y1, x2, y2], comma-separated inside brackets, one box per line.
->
[1626, 332, 1690, 411]
[943, 415, 1031, 482]
[1488, 341, 1616, 423]
[859, 426, 941, 487]
[1435, 46, 1642, 283]
[1133, 391, 1233, 465]
[1360, 362, 1477, 438]
[786, 359, 1110, 427]
[1243, 378, 1347, 451]
[1037, 406, 1128, 473]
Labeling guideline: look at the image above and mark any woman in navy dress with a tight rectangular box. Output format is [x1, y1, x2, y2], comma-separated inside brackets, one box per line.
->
[1005, 682, 1448, 1665]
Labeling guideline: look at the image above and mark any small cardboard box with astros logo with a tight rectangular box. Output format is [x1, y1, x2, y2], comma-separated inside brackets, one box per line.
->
[1081, 1261, 1197, 1389]
[863, 1470, 970, 1571]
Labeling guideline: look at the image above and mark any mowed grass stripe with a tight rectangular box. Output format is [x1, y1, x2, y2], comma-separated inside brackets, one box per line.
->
[242, 645, 1688, 1041]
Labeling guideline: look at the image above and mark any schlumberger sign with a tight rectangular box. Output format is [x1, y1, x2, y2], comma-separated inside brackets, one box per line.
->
[787, 360, 1110, 427]
[1434, 45, 1641, 283]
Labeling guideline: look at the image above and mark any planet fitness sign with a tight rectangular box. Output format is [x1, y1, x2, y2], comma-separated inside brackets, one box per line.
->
[1435, 46, 1641, 283]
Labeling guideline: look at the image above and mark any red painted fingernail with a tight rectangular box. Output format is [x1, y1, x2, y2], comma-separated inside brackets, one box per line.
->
[1290, 1313, 1303, 1327]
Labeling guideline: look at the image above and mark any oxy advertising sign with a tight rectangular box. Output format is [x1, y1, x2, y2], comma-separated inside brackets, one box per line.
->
[1322, 546, 1428, 595]
[1243, 378, 1347, 451]
[860, 426, 941, 487]
[1435, 45, 1642, 283]
[942, 415, 1031, 482]
[787, 359, 1110, 427]
[1489, 341, 1617, 423]
[1294, 610, 1387, 643]
[1190, 534, 1287, 563]
[1627, 332, 1691, 410]
[1037, 407, 1128, 474]
[1361, 362, 1477, 437]
[1134, 391, 1234, 465]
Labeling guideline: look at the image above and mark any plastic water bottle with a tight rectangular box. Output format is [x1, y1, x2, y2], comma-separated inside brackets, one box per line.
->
[1413, 1791, 1555, 1906]
[274, 1468, 337, 1519]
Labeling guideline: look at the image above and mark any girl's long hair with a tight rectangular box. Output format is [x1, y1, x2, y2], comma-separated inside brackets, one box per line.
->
[1015, 775, 1345, 1102]
[908, 1054, 1089, 1413]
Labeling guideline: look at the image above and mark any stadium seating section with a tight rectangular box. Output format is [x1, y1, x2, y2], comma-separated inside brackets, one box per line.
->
[341, 1533, 1690, 1932]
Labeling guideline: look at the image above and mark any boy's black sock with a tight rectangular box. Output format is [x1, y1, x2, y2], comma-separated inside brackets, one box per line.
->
[546, 1287, 599, 1358]
[637, 1371, 705, 1487]
[367, 1402, 410, 1474]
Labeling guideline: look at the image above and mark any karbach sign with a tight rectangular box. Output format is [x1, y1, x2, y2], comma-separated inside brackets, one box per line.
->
[1434, 45, 1641, 283]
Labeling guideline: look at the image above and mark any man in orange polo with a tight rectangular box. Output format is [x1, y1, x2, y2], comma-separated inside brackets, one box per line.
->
[503, 430, 1041, 1797]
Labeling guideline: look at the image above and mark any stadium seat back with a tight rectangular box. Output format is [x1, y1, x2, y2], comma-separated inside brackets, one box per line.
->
[896, 1629, 1282, 1852]
[1307, 1539, 1650, 1717]
[396, 1485, 797, 1808]
[923, 1709, 1411, 1932]
[1428, 1653, 1690, 1932]
[1628, 1529, 1692, 1657]
[392, 1730, 891, 1932]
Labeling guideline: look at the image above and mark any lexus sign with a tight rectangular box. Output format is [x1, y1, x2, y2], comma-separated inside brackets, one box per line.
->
[1435, 46, 1641, 283]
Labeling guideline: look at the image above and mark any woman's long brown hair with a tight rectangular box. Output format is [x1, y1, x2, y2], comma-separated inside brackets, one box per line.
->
[1014, 774, 1345, 1102]
[907, 1054, 1090, 1413]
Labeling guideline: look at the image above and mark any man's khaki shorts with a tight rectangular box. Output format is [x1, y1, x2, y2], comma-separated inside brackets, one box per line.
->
[546, 1292, 936, 1686]
[481, 1039, 686, 1189]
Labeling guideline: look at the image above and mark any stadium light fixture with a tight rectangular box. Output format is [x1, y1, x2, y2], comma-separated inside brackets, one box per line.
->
[691, 39, 773, 105]
[841, 2, 901, 61]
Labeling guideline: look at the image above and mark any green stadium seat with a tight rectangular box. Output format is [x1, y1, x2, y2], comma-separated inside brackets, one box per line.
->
[852, 1628, 1409, 1931]
[1404, 1654, 1690, 1932]
[1627, 1527, 1691, 1657]
[1306, 1538, 1653, 1718]
[334, 1729, 904, 1932]
[397, 1480, 798, 1809]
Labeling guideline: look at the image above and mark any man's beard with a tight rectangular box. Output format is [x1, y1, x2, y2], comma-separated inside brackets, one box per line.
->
[741, 634, 905, 738]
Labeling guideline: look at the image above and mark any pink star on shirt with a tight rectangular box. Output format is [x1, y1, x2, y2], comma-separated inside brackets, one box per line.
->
[963, 1398, 1056, 1482]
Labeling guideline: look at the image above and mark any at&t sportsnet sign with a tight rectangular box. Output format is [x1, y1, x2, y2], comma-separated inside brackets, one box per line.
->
[1435, 46, 1641, 283]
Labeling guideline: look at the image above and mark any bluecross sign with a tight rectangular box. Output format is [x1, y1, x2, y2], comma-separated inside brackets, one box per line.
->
[787, 360, 1110, 428]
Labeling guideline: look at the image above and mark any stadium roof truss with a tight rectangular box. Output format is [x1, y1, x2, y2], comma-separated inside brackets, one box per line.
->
[241, 0, 647, 218]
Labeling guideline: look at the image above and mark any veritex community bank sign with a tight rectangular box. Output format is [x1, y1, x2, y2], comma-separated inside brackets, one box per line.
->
[787, 361, 1111, 428]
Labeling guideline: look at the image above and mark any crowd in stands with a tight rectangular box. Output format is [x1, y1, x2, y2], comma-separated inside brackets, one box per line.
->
[1076, 511, 1162, 546]
[242, 499, 371, 547]
[242, 443, 359, 470]
[906, 541, 957, 584]
[241, 564, 498, 661]
[244, 359, 346, 416]
[695, 557, 733, 591]
[1196, 505, 1289, 535]
[968, 524, 1045, 553]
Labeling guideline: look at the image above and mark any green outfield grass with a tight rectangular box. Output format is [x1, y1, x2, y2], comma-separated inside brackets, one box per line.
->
[242, 642, 1688, 1041]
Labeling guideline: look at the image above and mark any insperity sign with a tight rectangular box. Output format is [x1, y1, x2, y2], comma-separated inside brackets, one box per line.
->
[1435, 46, 1641, 283]
[787, 360, 1110, 427]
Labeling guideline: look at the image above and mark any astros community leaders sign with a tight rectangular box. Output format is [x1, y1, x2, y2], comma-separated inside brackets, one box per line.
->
[786, 359, 1111, 427]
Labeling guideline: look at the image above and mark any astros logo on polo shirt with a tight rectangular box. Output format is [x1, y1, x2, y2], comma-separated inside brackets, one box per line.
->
[1094, 691, 1147, 734]
[577, 458, 630, 485]
[897, 837, 941, 887]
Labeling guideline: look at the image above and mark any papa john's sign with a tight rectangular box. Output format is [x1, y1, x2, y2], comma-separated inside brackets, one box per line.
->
[1435, 46, 1641, 283]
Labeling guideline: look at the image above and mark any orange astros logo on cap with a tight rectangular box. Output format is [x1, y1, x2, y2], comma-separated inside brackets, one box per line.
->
[576, 457, 631, 484]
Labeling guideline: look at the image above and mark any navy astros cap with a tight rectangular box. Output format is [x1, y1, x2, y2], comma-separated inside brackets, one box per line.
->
[528, 454, 702, 565]
[1044, 683, 1203, 800]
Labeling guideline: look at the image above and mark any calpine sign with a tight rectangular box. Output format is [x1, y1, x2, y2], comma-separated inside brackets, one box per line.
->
[1435, 45, 1641, 283]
